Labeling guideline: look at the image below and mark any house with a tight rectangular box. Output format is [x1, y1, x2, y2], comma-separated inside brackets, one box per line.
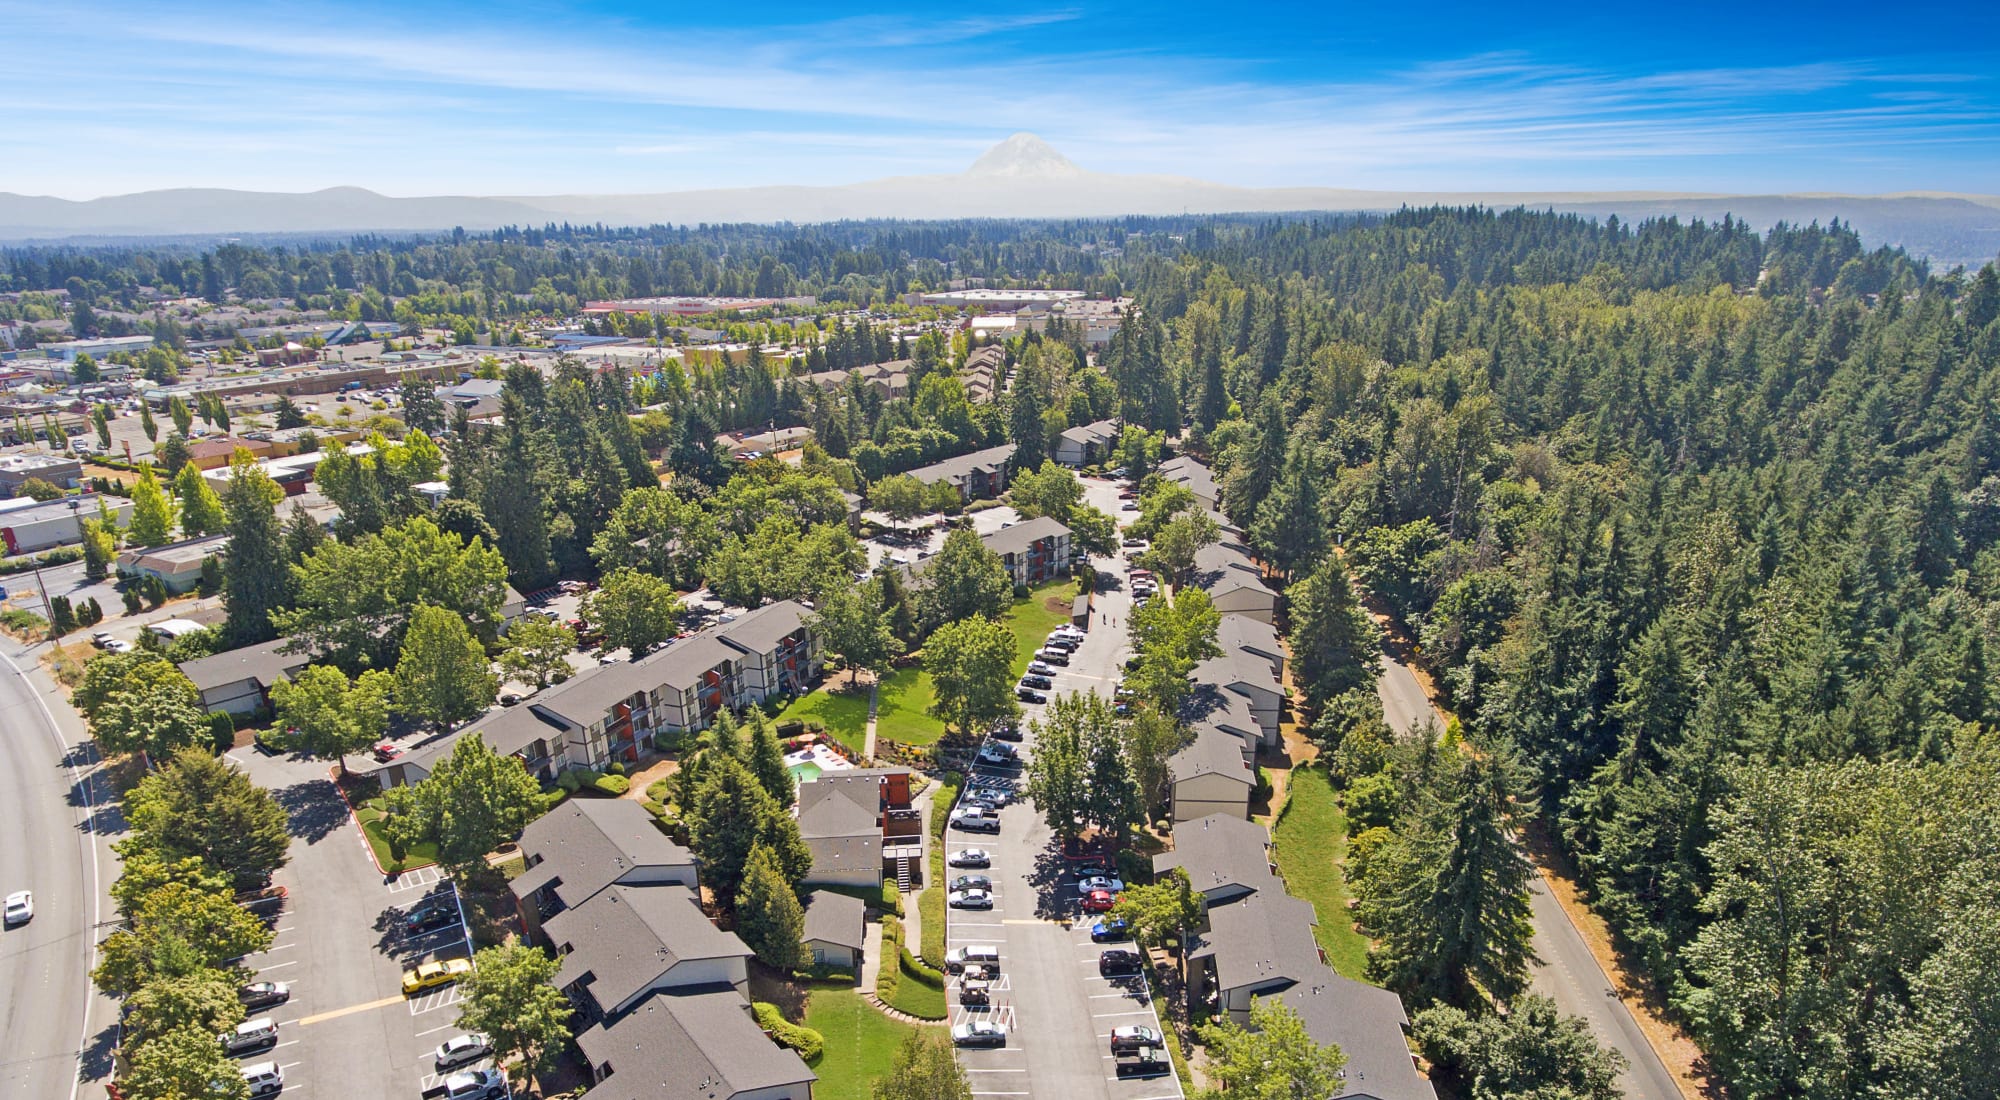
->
[394, 600, 824, 779]
[1190, 540, 1279, 625]
[1054, 418, 1119, 467]
[907, 443, 1016, 502]
[802, 890, 867, 971]
[509, 798, 699, 938]
[384, 702, 571, 789]
[1153, 814, 1281, 905]
[1218, 613, 1286, 682]
[1158, 455, 1219, 510]
[796, 768, 922, 890]
[548, 884, 753, 1019]
[176, 635, 310, 717]
[962, 345, 1006, 405]
[1267, 972, 1437, 1100]
[1190, 649, 1285, 747]
[1183, 684, 1264, 765]
[0, 451, 82, 495]
[980, 516, 1073, 587]
[575, 986, 816, 1100]
[117, 533, 228, 594]
[1166, 725, 1256, 823]
[1, 492, 132, 553]
[446, 378, 506, 417]
[804, 360, 910, 400]
[1189, 891, 1326, 1023]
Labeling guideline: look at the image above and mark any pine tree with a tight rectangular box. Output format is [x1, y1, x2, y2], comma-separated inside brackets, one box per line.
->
[483, 394, 555, 590]
[744, 710, 795, 810]
[1287, 559, 1380, 710]
[734, 843, 808, 971]
[220, 457, 288, 646]
[138, 401, 158, 442]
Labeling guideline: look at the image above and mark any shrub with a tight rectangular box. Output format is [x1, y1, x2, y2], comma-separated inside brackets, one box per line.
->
[881, 878, 904, 916]
[646, 776, 674, 803]
[592, 774, 630, 797]
[900, 947, 944, 987]
[208, 712, 237, 754]
[752, 1002, 825, 1062]
[876, 915, 906, 1002]
[1252, 765, 1274, 804]
[606, 761, 626, 777]
[536, 788, 570, 813]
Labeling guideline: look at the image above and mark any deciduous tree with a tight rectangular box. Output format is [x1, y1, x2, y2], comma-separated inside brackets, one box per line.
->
[454, 943, 572, 1083]
[394, 604, 496, 729]
[120, 1023, 251, 1100]
[1194, 999, 1346, 1100]
[498, 618, 576, 689]
[582, 567, 681, 655]
[128, 464, 178, 546]
[924, 616, 1019, 742]
[916, 526, 1010, 631]
[270, 665, 395, 773]
[873, 1030, 973, 1100]
[382, 735, 541, 870]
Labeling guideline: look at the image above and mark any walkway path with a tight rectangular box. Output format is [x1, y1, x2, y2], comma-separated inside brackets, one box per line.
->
[862, 681, 880, 758]
[1375, 651, 1688, 1100]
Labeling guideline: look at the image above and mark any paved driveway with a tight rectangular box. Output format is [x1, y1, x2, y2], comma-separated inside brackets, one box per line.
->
[946, 525, 1182, 1100]
[224, 748, 497, 1100]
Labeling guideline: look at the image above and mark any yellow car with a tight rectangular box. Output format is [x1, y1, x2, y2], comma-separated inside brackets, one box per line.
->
[401, 957, 474, 995]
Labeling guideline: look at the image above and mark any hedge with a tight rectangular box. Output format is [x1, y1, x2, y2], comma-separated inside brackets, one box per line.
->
[921, 772, 962, 968]
[752, 1002, 825, 1062]
[876, 915, 907, 1004]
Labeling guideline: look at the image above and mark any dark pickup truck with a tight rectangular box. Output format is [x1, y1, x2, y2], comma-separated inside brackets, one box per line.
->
[1113, 1047, 1171, 1077]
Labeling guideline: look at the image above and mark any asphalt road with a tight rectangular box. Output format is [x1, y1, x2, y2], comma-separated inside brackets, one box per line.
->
[946, 504, 1183, 1100]
[0, 640, 122, 1100]
[1375, 653, 1681, 1100]
[222, 746, 489, 1100]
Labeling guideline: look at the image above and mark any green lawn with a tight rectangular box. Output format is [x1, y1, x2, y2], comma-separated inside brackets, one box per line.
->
[1270, 765, 1372, 980]
[882, 954, 947, 1019]
[774, 685, 873, 753]
[870, 580, 1076, 748]
[354, 802, 438, 876]
[802, 982, 919, 1100]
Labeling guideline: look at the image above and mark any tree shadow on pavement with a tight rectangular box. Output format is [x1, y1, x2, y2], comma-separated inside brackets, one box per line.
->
[80, 1021, 119, 1084]
[272, 779, 348, 844]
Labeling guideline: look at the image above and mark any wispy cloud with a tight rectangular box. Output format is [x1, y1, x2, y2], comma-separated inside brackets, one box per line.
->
[2, 0, 1995, 197]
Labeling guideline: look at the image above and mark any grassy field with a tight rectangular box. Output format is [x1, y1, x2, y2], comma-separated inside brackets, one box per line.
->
[802, 982, 919, 1100]
[774, 685, 872, 753]
[882, 954, 947, 1018]
[1270, 764, 1371, 980]
[869, 579, 1076, 747]
[354, 801, 438, 875]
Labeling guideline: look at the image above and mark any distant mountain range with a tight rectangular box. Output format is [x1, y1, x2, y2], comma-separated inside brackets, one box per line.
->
[6, 133, 1997, 266]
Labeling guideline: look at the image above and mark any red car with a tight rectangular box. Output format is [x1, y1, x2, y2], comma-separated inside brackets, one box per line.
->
[372, 743, 404, 763]
[1081, 889, 1117, 913]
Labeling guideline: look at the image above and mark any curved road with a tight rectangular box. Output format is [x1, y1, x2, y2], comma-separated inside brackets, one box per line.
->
[1376, 653, 1683, 1100]
[0, 641, 120, 1100]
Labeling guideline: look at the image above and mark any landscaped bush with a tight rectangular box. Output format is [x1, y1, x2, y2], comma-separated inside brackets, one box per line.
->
[753, 1001, 825, 1061]
[881, 878, 904, 917]
[536, 788, 570, 813]
[900, 946, 944, 987]
[592, 774, 630, 796]
[876, 915, 906, 1003]
[646, 776, 674, 803]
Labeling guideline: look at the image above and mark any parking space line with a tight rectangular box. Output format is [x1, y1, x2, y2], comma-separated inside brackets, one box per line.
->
[414, 1022, 456, 1037]
[256, 961, 298, 971]
[297, 993, 405, 1026]
[1092, 1010, 1154, 1018]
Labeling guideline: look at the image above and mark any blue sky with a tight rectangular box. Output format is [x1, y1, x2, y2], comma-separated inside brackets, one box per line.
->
[5, 0, 1998, 198]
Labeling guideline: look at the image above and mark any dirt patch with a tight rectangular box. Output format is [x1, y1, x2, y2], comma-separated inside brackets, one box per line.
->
[624, 757, 679, 801]
[748, 962, 808, 1020]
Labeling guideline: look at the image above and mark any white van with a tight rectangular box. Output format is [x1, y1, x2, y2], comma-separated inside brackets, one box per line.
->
[240, 1061, 284, 1097]
[220, 1017, 279, 1054]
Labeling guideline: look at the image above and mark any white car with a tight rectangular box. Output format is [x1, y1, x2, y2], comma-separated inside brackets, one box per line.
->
[434, 1032, 494, 1070]
[948, 849, 991, 868]
[948, 888, 994, 910]
[3, 890, 31, 925]
[952, 1020, 1009, 1048]
[104, 639, 136, 653]
[1076, 875, 1126, 896]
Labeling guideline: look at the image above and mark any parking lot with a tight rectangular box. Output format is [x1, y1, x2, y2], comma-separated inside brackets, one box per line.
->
[226, 747, 507, 1099]
[944, 494, 1185, 1100]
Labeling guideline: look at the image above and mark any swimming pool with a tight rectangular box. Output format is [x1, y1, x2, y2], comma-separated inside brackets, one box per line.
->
[788, 761, 824, 783]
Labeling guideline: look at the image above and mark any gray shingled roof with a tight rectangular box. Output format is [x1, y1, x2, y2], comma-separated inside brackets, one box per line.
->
[1168, 724, 1255, 784]
[548, 885, 749, 1016]
[908, 443, 1017, 486]
[1192, 649, 1282, 700]
[509, 799, 695, 909]
[1154, 814, 1278, 898]
[1218, 613, 1284, 677]
[1191, 891, 1323, 995]
[981, 515, 1070, 558]
[176, 635, 310, 693]
[576, 987, 815, 1100]
[802, 890, 867, 951]
[1182, 684, 1263, 744]
[716, 599, 810, 656]
[1267, 970, 1436, 1100]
